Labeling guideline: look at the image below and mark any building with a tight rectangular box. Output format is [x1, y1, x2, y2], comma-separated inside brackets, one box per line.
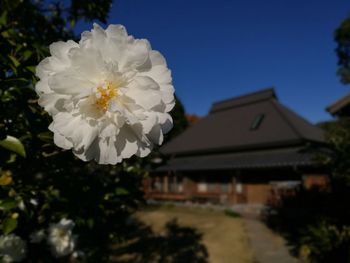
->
[144, 88, 328, 206]
[326, 92, 350, 117]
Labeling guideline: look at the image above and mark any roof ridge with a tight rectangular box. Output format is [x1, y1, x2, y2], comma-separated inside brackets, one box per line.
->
[210, 87, 276, 113]
[212, 87, 275, 106]
[270, 99, 303, 140]
[211, 96, 271, 113]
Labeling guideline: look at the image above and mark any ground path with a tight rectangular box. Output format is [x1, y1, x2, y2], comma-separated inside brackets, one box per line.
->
[244, 218, 299, 263]
[113, 204, 300, 263]
[137, 205, 253, 263]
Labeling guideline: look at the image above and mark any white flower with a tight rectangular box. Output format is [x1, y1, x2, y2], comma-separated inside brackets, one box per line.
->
[29, 199, 38, 206]
[48, 218, 76, 258]
[30, 229, 45, 244]
[0, 234, 27, 262]
[72, 250, 85, 260]
[35, 23, 175, 164]
[17, 201, 25, 211]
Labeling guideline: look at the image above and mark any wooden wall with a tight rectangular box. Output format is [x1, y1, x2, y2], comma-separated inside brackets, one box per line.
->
[144, 169, 329, 206]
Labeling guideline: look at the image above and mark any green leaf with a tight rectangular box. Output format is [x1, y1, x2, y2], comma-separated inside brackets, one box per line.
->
[6, 153, 16, 164]
[26, 66, 36, 74]
[3, 78, 28, 88]
[87, 218, 94, 229]
[2, 218, 17, 234]
[23, 50, 33, 61]
[115, 188, 129, 196]
[37, 132, 53, 142]
[0, 199, 17, 211]
[0, 11, 7, 26]
[0, 136, 26, 157]
[69, 19, 76, 28]
[8, 55, 20, 68]
[1, 31, 9, 38]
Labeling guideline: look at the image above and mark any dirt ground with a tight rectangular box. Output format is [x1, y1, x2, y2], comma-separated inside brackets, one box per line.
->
[136, 205, 253, 263]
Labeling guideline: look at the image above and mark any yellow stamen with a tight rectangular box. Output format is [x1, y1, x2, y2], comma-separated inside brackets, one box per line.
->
[57, 229, 67, 238]
[95, 82, 118, 111]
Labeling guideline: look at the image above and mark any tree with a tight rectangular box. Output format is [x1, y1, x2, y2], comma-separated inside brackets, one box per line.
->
[265, 18, 350, 263]
[0, 1, 150, 261]
[164, 95, 189, 142]
[335, 16, 350, 84]
[265, 119, 350, 263]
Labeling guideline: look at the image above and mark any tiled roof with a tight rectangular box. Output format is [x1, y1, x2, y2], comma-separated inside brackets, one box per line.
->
[210, 88, 276, 113]
[326, 92, 350, 117]
[161, 88, 324, 156]
[157, 147, 314, 171]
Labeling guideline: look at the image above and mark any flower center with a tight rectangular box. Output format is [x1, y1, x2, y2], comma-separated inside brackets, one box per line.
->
[94, 82, 118, 111]
[57, 229, 67, 239]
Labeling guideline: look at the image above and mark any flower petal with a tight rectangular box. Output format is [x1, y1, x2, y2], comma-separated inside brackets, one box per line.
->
[125, 76, 162, 110]
[157, 112, 173, 134]
[48, 70, 95, 96]
[69, 47, 104, 82]
[38, 93, 70, 115]
[51, 112, 99, 151]
[119, 39, 151, 70]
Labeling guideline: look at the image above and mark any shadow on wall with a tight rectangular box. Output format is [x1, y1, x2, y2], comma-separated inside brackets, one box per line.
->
[111, 218, 209, 263]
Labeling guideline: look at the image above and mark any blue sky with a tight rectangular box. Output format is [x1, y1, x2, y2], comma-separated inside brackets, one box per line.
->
[75, 0, 350, 123]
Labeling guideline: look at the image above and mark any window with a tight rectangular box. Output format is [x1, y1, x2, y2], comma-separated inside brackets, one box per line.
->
[168, 176, 184, 193]
[168, 177, 176, 192]
[177, 177, 184, 192]
[152, 178, 163, 192]
[236, 183, 242, 194]
[250, 114, 265, 130]
[220, 183, 230, 193]
[208, 182, 217, 192]
[198, 181, 207, 192]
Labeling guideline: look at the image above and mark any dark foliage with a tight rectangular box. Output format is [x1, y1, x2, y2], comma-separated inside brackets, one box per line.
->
[264, 186, 350, 263]
[335, 16, 350, 84]
[0, 0, 158, 261]
[164, 95, 189, 142]
[264, 119, 350, 263]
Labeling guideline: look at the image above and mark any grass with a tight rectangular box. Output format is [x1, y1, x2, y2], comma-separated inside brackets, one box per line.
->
[224, 208, 242, 218]
[136, 205, 253, 263]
